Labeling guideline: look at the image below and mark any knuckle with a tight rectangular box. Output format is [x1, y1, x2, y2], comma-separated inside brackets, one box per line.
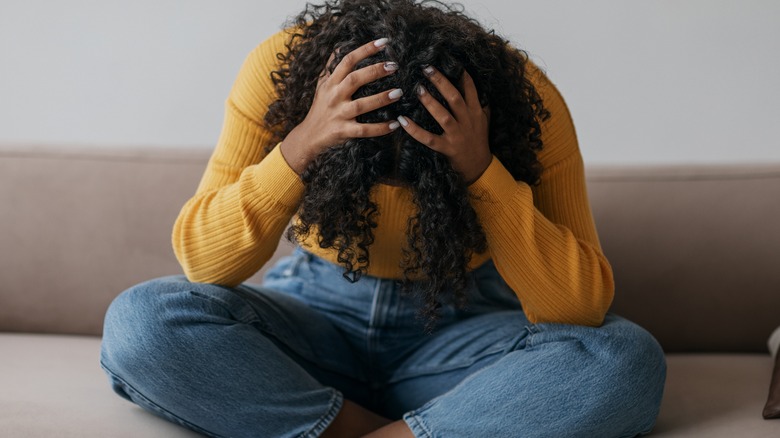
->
[440, 142, 455, 155]
[439, 114, 455, 127]
[370, 125, 386, 137]
[445, 92, 461, 103]
[350, 99, 364, 116]
[342, 52, 356, 67]
[330, 125, 345, 141]
[374, 62, 386, 75]
[383, 91, 398, 104]
[343, 73, 359, 88]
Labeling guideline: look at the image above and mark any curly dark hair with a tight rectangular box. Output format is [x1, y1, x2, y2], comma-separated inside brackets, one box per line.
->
[264, 0, 550, 332]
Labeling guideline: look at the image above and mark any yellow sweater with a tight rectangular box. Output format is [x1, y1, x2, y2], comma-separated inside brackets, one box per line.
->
[172, 29, 614, 327]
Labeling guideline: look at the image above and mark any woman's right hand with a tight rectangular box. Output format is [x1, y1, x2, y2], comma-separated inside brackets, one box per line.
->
[280, 38, 403, 175]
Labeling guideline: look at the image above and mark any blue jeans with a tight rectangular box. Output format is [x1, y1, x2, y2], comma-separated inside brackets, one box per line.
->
[100, 246, 666, 437]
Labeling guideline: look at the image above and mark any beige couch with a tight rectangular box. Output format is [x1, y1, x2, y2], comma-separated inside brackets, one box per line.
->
[1, 145, 779, 437]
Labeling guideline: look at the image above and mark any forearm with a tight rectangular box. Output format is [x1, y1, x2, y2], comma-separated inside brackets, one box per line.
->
[469, 155, 614, 326]
[172, 145, 304, 286]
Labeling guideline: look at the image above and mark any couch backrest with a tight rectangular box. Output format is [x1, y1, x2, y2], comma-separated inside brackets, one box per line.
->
[587, 164, 780, 353]
[1, 146, 778, 352]
[0, 146, 208, 336]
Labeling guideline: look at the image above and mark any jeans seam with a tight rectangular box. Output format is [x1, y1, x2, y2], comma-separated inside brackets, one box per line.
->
[187, 288, 268, 329]
[300, 388, 343, 438]
[524, 323, 540, 349]
[366, 278, 383, 389]
[403, 409, 434, 438]
[100, 360, 222, 438]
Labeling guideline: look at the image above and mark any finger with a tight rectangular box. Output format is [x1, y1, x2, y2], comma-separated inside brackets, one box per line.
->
[396, 115, 443, 153]
[343, 120, 401, 139]
[346, 87, 404, 118]
[461, 70, 481, 110]
[422, 65, 468, 122]
[340, 61, 399, 97]
[416, 84, 458, 132]
[318, 52, 336, 86]
[331, 38, 389, 84]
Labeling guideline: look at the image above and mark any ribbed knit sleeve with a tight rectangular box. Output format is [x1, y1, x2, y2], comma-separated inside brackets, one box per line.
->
[467, 68, 614, 327]
[172, 31, 303, 286]
[172, 29, 614, 325]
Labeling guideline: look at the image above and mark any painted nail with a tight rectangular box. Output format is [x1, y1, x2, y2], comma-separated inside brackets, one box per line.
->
[417, 85, 426, 96]
[397, 115, 409, 127]
[389, 121, 401, 130]
[374, 38, 390, 48]
[423, 65, 435, 76]
[384, 62, 399, 72]
[388, 88, 403, 100]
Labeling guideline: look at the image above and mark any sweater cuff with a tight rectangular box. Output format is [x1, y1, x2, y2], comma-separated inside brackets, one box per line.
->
[467, 155, 524, 207]
[250, 143, 305, 210]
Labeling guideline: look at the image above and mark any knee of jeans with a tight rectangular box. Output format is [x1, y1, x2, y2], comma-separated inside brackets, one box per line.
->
[100, 275, 212, 378]
[596, 317, 668, 432]
[609, 318, 666, 383]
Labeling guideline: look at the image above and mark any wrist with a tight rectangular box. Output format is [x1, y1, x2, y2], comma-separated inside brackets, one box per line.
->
[280, 126, 316, 175]
[464, 154, 493, 185]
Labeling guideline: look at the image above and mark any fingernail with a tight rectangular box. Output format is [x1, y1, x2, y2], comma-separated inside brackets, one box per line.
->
[417, 85, 426, 96]
[423, 65, 434, 76]
[388, 88, 403, 100]
[397, 115, 409, 127]
[374, 38, 389, 48]
[389, 121, 401, 130]
[384, 62, 398, 72]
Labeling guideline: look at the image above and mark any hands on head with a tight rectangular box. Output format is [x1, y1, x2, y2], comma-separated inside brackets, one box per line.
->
[280, 38, 492, 185]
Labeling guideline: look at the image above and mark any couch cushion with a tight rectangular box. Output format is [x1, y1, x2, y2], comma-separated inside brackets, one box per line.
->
[652, 354, 777, 437]
[0, 333, 200, 437]
[0, 333, 776, 437]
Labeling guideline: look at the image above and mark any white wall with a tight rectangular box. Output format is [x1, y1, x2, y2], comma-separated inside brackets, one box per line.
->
[1, 0, 778, 164]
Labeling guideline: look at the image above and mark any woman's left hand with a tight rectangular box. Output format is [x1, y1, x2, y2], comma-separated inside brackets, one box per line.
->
[397, 66, 492, 185]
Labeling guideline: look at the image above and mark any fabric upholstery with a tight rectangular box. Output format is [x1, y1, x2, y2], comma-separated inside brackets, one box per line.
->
[3, 146, 779, 353]
[2, 145, 779, 435]
[0, 334, 200, 437]
[0, 146, 291, 336]
[0, 146, 206, 335]
[588, 165, 780, 352]
[0, 334, 775, 437]
[652, 354, 775, 436]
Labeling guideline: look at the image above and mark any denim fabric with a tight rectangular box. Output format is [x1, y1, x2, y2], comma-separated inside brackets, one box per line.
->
[100, 246, 666, 438]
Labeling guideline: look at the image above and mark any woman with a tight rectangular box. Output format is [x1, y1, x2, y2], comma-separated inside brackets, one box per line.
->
[100, 0, 666, 436]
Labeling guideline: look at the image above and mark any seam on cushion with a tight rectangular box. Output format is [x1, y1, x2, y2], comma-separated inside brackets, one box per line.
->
[100, 360, 222, 438]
